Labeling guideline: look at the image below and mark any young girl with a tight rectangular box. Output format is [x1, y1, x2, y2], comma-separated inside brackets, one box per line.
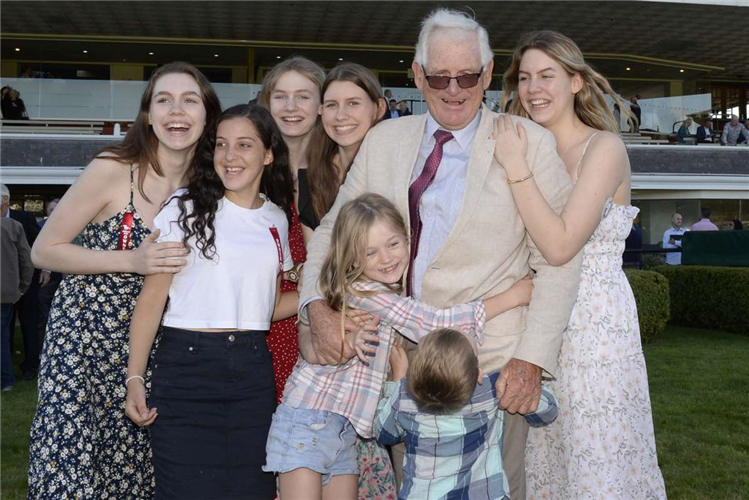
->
[299, 61, 391, 498]
[125, 104, 295, 500]
[264, 193, 533, 500]
[496, 31, 666, 499]
[259, 56, 325, 403]
[27, 62, 220, 499]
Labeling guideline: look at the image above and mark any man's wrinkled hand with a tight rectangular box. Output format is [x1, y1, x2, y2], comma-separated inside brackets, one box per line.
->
[495, 358, 542, 414]
[308, 300, 357, 365]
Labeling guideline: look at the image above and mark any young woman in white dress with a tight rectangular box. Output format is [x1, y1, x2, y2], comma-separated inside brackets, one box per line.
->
[495, 31, 667, 500]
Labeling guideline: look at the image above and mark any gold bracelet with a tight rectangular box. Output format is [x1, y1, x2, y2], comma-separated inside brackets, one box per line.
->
[507, 172, 534, 185]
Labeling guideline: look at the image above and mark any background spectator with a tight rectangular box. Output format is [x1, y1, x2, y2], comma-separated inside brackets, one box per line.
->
[37, 199, 63, 342]
[728, 218, 743, 230]
[1, 85, 11, 118]
[613, 103, 621, 131]
[662, 212, 686, 265]
[691, 206, 719, 231]
[623, 216, 644, 269]
[741, 120, 749, 144]
[1, 184, 34, 392]
[398, 100, 412, 117]
[382, 98, 399, 120]
[4, 89, 29, 120]
[677, 118, 693, 143]
[720, 114, 747, 146]
[7, 187, 41, 380]
[696, 118, 714, 143]
[629, 95, 641, 132]
[0, 85, 10, 119]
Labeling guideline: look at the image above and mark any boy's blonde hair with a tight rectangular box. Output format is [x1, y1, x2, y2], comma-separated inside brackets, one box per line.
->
[407, 328, 479, 415]
[319, 193, 408, 360]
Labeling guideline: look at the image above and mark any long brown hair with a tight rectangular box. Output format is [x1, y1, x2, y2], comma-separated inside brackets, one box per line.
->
[307, 63, 385, 221]
[319, 193, 406, 358]
[96, 62, 222, 201]
[501, 31, 633, 133]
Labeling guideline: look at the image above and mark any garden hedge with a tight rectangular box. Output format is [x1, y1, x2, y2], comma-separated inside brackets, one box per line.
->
[653, 265, 749, 335]
[624, 270, 670, 343]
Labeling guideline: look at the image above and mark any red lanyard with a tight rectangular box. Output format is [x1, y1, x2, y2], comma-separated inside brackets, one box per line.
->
[268, 226, 283, 275]
[117, 211, 134, 250]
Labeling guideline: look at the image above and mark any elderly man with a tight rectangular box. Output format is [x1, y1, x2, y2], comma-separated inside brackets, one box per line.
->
[721, 114, 747, 146]
[299, 9, 581, 498]
[1, 184, 34, 391]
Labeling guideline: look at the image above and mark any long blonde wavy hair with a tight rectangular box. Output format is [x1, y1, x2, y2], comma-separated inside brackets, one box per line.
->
[501, 30, 633, 133]
[319, 193, 407, 359]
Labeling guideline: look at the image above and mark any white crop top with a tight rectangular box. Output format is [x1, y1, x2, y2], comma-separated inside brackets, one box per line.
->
[153, 189, 292, 330]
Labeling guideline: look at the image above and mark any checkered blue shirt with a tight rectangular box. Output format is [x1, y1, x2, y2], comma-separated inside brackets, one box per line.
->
[375, 372, 558, 499]
[282, 281, 486, 438]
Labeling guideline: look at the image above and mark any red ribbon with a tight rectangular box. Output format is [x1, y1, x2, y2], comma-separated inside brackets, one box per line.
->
[118, 211, 134, 250]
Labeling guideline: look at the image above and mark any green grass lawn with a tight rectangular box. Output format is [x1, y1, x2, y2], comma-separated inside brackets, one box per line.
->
[1, 328, 40, 500]
[646, 327, 749, 499]
[2, 325, 748, 499]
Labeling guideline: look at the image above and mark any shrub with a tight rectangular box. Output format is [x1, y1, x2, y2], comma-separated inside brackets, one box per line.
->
[625, 270, 670, 343]
[643, 253, 665, 271]
[654, 265, 749, 335]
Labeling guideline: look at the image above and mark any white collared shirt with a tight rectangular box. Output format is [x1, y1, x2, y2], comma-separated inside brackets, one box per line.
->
[662, 226, 686, 265]
[409, 111, 481, 299]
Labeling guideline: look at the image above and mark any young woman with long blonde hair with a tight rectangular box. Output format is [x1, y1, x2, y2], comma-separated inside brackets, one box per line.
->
[495, 31, 666, 499]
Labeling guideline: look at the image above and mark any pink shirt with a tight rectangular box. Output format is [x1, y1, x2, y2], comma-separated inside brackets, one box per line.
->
[690, 219, 719, 231]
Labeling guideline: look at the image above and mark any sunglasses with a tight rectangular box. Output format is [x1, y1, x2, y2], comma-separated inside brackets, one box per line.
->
[422, 66, 483, 90]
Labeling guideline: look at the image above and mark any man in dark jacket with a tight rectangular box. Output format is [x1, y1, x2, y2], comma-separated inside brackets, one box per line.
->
[7, 186, 42, 380]
[1, 184, 34, 391]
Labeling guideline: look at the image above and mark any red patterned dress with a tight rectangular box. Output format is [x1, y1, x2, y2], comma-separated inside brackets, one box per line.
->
[267, 206, 306, 403]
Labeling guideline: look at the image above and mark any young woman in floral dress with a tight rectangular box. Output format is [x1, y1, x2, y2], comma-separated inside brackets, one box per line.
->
[27, 62, 221, 499]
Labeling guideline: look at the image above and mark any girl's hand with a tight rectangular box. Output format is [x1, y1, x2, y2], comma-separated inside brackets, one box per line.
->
[509, 273, 534, 308]
[125, 379, 158, 427]
[492, 114, 529, 177]
[389, 345, 409, 382]
[347, 316, 380, 364]
[345, 308, 374, 328]
[130, 229, 189, 275]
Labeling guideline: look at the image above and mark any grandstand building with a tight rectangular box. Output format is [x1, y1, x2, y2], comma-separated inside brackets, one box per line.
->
[1, 0, 747, 245]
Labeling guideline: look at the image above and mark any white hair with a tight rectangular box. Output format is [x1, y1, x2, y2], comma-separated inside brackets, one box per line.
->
[414, 8, 493, 70]
[0, 184, 9, 199]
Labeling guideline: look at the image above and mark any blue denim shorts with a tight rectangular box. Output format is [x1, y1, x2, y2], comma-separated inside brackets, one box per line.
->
[263, 403, 359, 484]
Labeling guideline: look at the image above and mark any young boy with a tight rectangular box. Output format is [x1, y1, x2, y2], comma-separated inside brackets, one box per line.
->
[375, 328, 558, 500]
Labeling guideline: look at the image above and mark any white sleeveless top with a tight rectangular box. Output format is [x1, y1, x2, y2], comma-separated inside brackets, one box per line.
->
[153, 189, 292, 330]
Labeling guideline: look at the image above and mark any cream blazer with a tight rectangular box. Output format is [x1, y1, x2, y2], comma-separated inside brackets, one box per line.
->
[300, 106, 582, 377]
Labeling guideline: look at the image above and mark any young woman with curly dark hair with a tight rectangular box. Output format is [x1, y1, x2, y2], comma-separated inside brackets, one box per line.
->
[125, 104, 295, 499]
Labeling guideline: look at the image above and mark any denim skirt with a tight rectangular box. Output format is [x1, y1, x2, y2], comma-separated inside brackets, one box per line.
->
[149, 326, 277, 500]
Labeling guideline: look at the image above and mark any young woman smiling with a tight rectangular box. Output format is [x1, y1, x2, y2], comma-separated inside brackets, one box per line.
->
[27, 62, 221, 500]
[496, 31, 666, 499]
[300, 62, 386, 234]
[257, 57, 325, 405]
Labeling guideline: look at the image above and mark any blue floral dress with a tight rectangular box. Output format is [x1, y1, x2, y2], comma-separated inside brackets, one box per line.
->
[28, 167, 156, 499]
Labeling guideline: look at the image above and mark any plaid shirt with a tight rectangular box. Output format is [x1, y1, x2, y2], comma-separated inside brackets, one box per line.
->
[282, 281, 486, 438]
[375, 373, 558, 500]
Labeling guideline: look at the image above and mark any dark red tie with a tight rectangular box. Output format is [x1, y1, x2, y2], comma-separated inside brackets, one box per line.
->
[407, 129, 454, 296]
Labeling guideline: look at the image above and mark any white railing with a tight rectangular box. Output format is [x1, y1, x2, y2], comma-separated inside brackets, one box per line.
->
[0, 77, 713, 134]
